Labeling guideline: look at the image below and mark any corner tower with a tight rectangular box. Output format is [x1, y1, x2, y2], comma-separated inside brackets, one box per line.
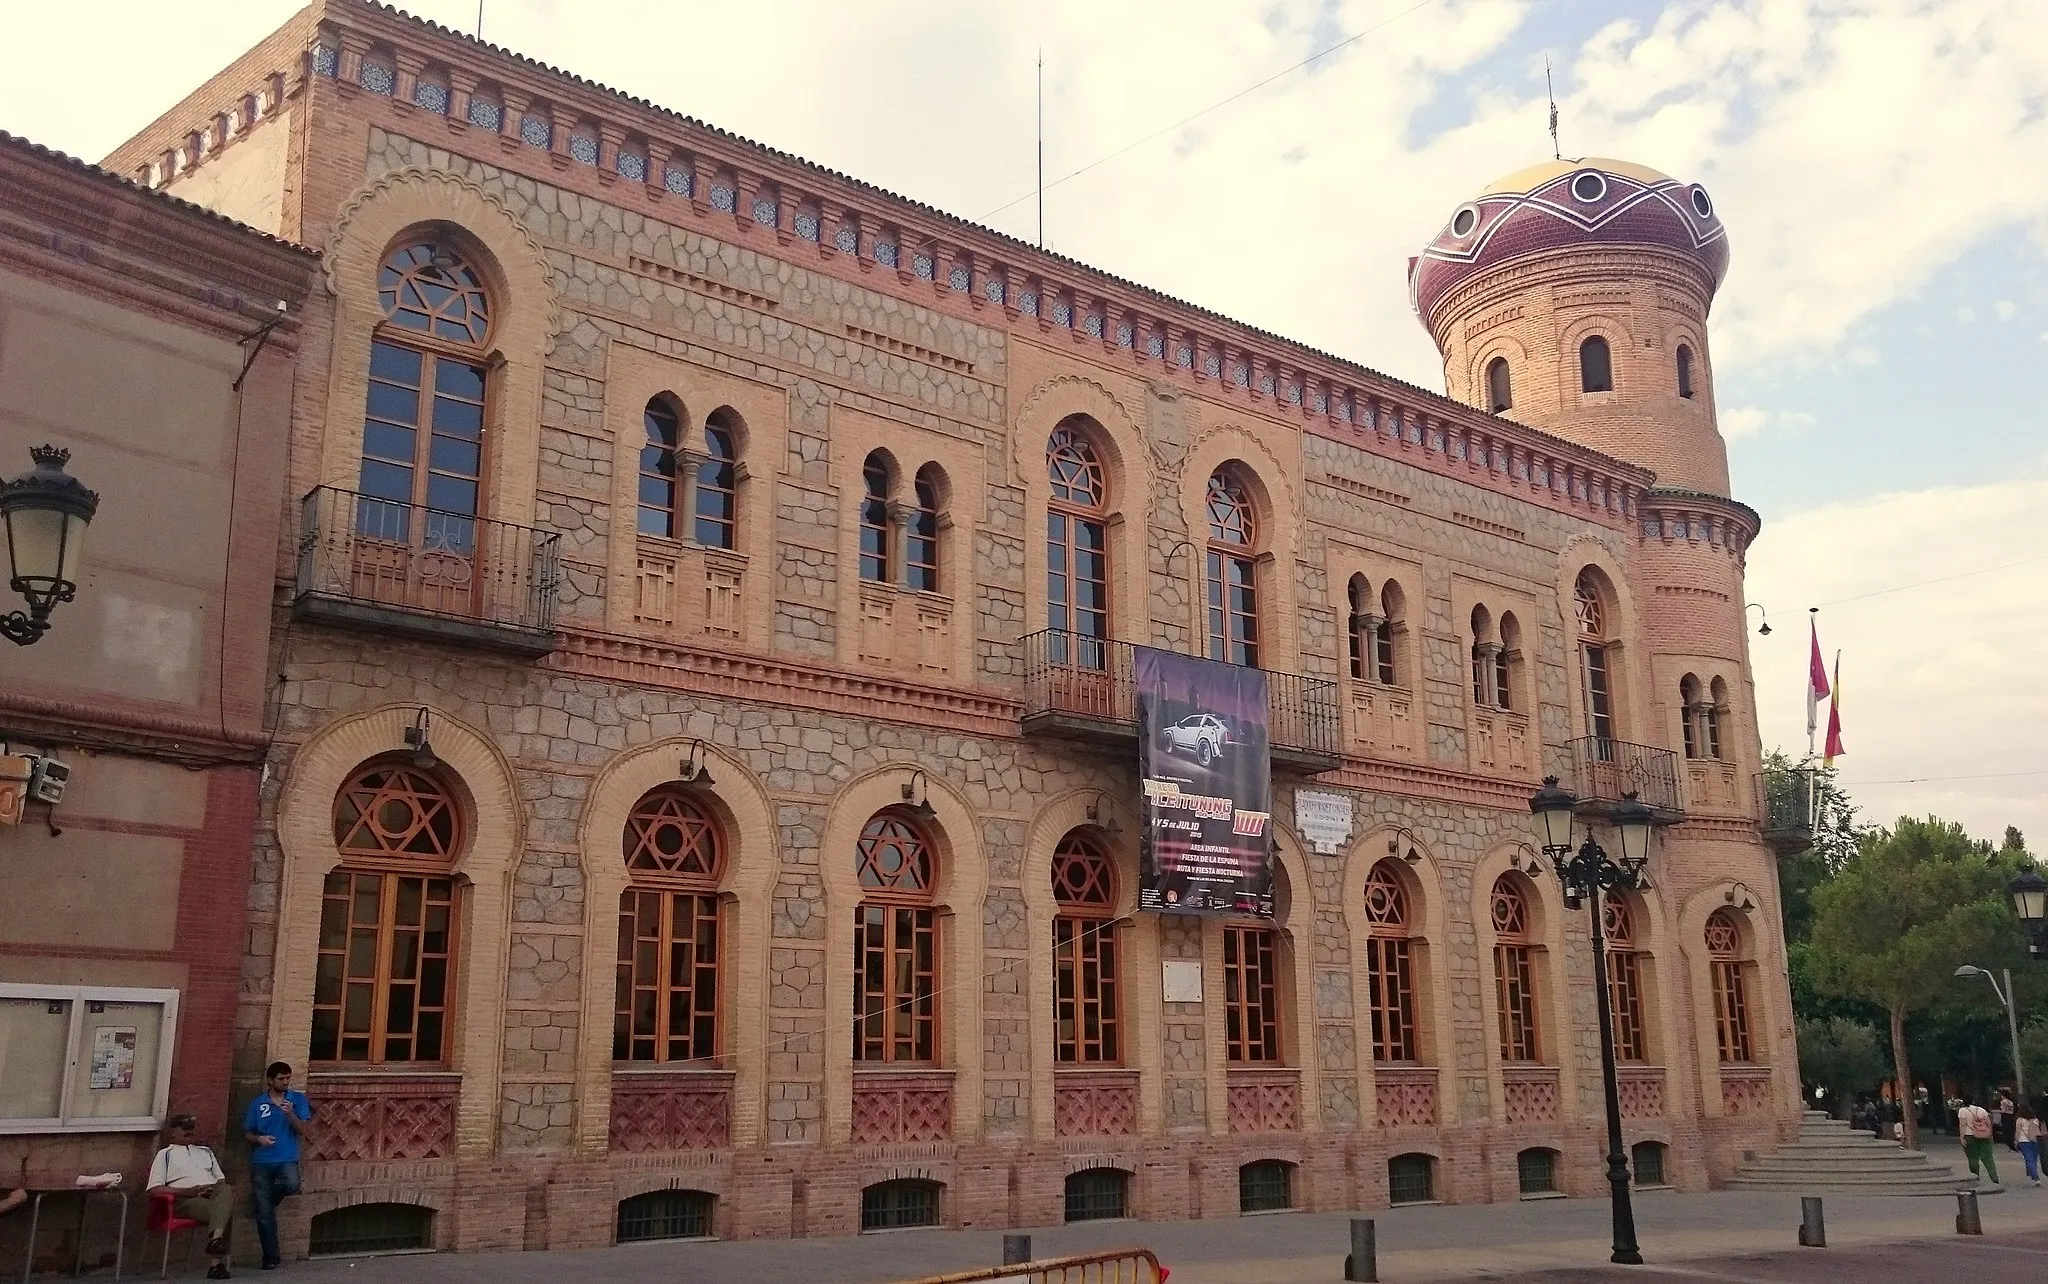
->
[1410, 158, 1731, 495]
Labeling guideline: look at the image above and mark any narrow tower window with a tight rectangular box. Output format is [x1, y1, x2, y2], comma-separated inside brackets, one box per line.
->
[1676, 344, 1695, 399]
[1579, 335, 1613, 394]
[1486, 357, 1512, 413]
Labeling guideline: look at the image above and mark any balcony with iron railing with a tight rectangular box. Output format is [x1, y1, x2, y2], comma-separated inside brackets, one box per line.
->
[1755, 767, 1817, 855]
[1565, 736, 1684, 823]
[1020, 629, 1340, 772]
[293, 486, 561, 656]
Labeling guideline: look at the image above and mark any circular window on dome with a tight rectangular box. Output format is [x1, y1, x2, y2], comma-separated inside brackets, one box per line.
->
[1570, 170, 1607, 203]
[1450, 204, 1479, 237]
[1690, 186, 1714, 219]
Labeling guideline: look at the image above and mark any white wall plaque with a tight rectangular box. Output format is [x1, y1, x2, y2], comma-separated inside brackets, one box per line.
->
[1295, 789, 1355, 855]
[1161, 960, 1203, 1004]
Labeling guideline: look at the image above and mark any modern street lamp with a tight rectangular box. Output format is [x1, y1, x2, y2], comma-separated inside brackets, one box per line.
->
[0, 445, 100, 646]
[1530, 775, 1652, 1266]
[2010, 869, 2048, 956]
[1953, 965, 2024, 1100]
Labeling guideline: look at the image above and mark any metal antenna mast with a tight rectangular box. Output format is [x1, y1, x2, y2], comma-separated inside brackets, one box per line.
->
[1546, 58, 1561, 160]
[1036, 50, 1045, 249]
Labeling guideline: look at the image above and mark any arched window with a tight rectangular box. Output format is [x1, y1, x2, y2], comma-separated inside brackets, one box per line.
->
[1486, 356, 1513, 413]
[1204, 470, 1259, 667]
[616, 1189, 714, 1243]
[1470, 606, 1496, 708]
[1632, 1141, 1667, 1187]
[1375, 582, 1402, 685]
[1052, 830, 1120, 1064]
[1579, 335, 1613, 393]
[1064, 1168, 1128, 1222]
[616, 788, 725, 1063]
[1517, 1147, 1559, 1195]
[638, 397, 683, 538]
[1388, 1153, 1435, 1205]
[1346, 575, 1371, 680]
[309, 1202, 434, 1257]
[361, 242, 491, 543]
[1707, 910, 1754, 1063]
[695, 409, 740, 549]
[1364, 861, 1419, 1063]
[858, 452, 892, 583]
[1491, 876, 1540, 1062]
[907, 465, 942, 593]
[1680, 674, 1703, 760]
[1604, 892, 1648, 1063]
[860, 1179, 941, 1231]
[1046, 422, 1109, 669]
[1676, 344, 1695, 399]
[853, 810, 938, 1064]
[1239, 1160, 1293, 1213]
[1706, 677, 1728, 760]
[317, 762, 462, 1064]
[1575, 571, 1616, 744]
[1496, 612, 1521, 712]
[1223, 920, 1280, 1063]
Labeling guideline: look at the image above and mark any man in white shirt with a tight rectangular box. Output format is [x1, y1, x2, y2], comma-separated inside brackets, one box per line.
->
[1956, 1095, 2002, 1189]
[147, 1114, 235, 1279]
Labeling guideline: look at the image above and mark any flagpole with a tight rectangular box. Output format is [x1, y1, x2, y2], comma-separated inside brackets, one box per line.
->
[1806, 607, 1819, 760]
[1036, 49, 1045, 250]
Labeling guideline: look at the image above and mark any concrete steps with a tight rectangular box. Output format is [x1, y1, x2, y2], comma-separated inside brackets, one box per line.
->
[1724, 1111, 1986, 1197]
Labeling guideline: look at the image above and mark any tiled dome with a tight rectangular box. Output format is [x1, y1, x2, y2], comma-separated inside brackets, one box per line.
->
[1409, 157, 1729, 329]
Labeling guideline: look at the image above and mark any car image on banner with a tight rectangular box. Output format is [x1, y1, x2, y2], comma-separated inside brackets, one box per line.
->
[1135, 646, 1273, 917]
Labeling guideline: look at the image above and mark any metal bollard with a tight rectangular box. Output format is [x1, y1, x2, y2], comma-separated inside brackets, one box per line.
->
[1956, 1189, 1982, 1236]
[1002, 1233, 1032, 1265]
[1343, 1217, 1377, 1283]
[1797, 1196, 1826, 1247]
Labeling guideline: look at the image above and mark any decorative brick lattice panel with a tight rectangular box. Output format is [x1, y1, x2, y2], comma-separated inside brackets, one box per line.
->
[1054, 1074, 1138, 1137]
[1226, 1070, 1301, 1133]
[1721, 1069, 1773, 1117]
[851, 1076, 953, 1144]
[1503, 1067, 1560, 1124]
[305, 1076, 456, 1161]
[1617, 1067, 1665, 1119]
[1374, 1067, 1438, 1127]
[608, 1073, 734, 1152]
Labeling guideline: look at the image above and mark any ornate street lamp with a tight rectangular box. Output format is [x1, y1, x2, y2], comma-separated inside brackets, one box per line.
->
[1530, 776, 1651, 1266]
[2011, 869, 2048, 957]
[0, 445, 99, 646]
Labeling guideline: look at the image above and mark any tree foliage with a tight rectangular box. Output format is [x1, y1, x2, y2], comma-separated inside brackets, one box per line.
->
[1808, 816, 2025, 1148]
[1797, 1016, 1888, 1115]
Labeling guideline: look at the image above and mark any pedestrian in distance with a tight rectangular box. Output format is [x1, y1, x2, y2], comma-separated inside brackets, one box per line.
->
[1957, 1094, 2002, 1188]
[244, 1061, 314, 1271]
[147, 1114, 235, 1279]
[2017, 1102, 2042, 1187]
[1996, 1089, 2015, 1148]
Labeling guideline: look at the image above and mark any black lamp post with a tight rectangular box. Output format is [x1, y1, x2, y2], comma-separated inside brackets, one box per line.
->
[1531, 775, 1654, 1266]
[0, 445, 100, 646]
[2011, 868, 2048, 956]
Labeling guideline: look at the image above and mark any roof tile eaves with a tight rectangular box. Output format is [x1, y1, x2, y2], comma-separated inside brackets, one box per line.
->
[0, 130, 320, 259]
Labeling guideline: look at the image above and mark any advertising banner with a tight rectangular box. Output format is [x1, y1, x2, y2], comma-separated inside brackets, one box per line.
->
[1136, 646, 1273, 916]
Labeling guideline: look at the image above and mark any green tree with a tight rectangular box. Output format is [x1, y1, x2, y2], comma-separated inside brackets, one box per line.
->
[1764, 752, 1864, 948]
[1809, 816, 2023, 1150]
[1797, 1017, 1888, 1116]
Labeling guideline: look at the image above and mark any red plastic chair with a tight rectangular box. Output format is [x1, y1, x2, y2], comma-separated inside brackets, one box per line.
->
[145, 1191, 204, 1278]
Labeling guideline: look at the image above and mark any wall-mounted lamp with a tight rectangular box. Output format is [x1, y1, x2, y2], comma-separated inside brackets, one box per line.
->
[679, 740, 714, 785]
[1745, 603, 1771, 636]
[1722, 885, 1756, 912]
[403, 708, 437, 770]
[1085, 792, 1123, 837]
[1506, 840, 1542, 874]
[901, 768, 936, 819]
[0, 446, 100, 647]
[1387, 826, 1425, 865]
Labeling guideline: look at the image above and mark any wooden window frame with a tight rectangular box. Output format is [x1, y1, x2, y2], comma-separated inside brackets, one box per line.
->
[638, 397, 683, 540]
[313, 869, 460, 1066]
[1491, 878, 1540, 1063]
[1707, 911, 1754, 1063]
[1222, 923, 1281, 1064]
[615, 889, 722, 1064]
[1047, 426, 1111, 668]
[359, 338, 492, 524]
[853, 811, 941, 1066]
[1363, 863, 1419, 1063]
[1203, 473, 1259, 668]
[907, 470, 941, 593]
[1052, 833, 1120, 1065]
[694, 414, 739, 550]
[1603, 893, 1649, 1063]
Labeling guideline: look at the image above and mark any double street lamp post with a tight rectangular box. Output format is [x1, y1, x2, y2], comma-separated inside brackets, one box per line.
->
[1530, 775, 1655, 1267]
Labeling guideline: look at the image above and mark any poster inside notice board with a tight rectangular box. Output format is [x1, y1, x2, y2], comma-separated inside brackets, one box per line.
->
[1135, 646, 1273, 916]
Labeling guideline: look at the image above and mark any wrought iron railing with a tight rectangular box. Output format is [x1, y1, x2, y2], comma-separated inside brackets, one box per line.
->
[1565, 736, 1682, 818]
[1020, 629, 1340, 761]
[295, 486, 560, 635]
[1756, 767, 1816, 853]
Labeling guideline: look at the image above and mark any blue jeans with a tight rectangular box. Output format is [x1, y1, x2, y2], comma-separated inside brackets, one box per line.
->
[2021, 1140, 2041, 1182]
[249, 1162, 300, 1265]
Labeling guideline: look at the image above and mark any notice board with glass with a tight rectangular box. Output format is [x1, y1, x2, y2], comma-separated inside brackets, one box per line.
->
[0, 984, 178, 1133]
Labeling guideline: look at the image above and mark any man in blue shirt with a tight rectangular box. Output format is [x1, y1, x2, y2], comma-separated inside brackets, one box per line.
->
[242, 1061, 313, 1270]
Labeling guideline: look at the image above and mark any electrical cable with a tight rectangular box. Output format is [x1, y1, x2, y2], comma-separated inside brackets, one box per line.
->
[980, 0, 1440, 221]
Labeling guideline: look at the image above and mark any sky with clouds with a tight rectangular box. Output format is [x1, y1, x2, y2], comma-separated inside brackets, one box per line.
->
[4, 0, 2043, 844]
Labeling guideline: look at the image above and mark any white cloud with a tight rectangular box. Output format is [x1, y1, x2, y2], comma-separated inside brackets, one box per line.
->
[1957, 305, 1979, 323]
[1722, 406, 1815, 440]
[1748, 473, 2048, 844]
[1995, 299, 2019, 320]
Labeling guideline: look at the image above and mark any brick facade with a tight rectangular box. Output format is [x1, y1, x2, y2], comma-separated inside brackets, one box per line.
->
[105, 0, 1801, 1258]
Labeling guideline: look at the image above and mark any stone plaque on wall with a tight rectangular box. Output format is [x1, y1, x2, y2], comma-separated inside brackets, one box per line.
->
[1294, 789, 1354, 855]
[1161, 960, 1202, 1004]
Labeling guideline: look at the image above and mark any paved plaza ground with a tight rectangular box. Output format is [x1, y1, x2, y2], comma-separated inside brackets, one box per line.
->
[241, 1175, 2048, 1284]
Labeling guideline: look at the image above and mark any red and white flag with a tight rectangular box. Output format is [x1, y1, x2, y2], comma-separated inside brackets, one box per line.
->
[1823, 653, 1846, 767]
[1806, 616, 1832, 740]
